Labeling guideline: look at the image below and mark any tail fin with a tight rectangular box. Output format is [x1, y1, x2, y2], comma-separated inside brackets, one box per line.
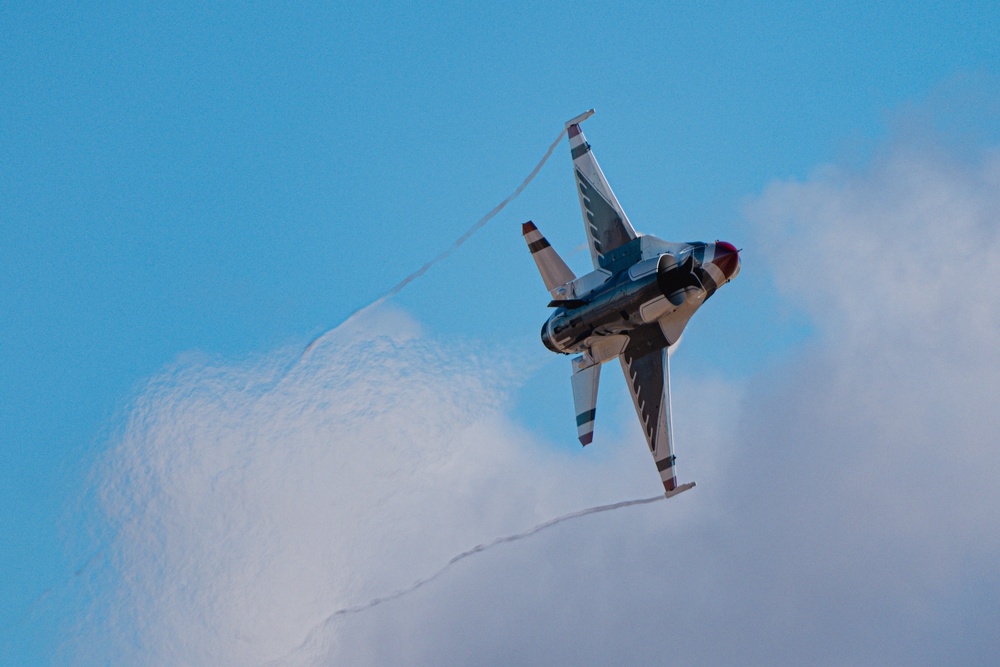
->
[522, 221, 576, 298]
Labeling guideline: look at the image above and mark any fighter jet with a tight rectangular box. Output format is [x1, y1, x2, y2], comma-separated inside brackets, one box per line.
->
[524, 110, 740, 498]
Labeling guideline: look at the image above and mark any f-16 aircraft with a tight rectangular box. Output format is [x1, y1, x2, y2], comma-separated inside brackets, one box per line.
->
[524, 110, 740, 498]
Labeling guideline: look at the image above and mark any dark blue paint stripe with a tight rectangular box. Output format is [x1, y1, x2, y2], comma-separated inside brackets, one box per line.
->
[656, 455, 676, 472]
[527, 238, 551, 253]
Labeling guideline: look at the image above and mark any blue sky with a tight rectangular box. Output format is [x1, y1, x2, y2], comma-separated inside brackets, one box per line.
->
[3, 2, 1000, 664]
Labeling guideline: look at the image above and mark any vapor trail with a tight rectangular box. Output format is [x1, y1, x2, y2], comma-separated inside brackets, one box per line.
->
[305, 127, 568, 353]
[271, 493, 663, 663]
[7, 127, 568, 640]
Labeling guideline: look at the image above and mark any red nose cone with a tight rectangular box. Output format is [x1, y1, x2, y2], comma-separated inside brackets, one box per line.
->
[714, 241, 740, 280]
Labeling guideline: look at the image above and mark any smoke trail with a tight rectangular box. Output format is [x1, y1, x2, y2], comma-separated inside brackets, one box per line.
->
[8, 126, 569, 645]
[270, 493, 664, 664]
[305, 127, 568, 353]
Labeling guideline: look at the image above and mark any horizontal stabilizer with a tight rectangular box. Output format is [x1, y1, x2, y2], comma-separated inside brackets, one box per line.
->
[523, 221, 576, 297]
[571, 358, 601, 446]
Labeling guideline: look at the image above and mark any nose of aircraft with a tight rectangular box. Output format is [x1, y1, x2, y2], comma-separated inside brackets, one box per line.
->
[714, 241, 740, 281]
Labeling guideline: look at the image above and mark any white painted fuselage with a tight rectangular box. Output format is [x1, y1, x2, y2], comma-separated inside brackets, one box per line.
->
[541, 237, 740, 362]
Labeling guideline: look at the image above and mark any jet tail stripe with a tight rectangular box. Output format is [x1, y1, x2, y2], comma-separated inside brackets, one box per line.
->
[522, 220, 576, 294]
[527, 238, 551, 253]
[576, 409, 597, 427]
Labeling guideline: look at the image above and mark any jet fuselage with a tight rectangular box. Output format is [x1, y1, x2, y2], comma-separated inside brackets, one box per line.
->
[541, 240, 740, 356]
[522, 109, 742, 497]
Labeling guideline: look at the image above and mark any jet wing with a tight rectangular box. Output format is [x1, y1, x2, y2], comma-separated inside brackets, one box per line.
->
[565, 110, 638, 272]
[619, 328, 695, 498]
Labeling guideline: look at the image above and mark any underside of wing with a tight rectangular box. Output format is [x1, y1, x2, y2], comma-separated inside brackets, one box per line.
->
[566, 111, 637, 272]
[619, 329, 695, 498]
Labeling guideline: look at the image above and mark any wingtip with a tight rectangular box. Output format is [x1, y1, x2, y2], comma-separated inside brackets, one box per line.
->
[522, 220, 537, 234]
[664, 482, 696, 499]
[564, 109, 595, 129]
[578, 433, 593, 446]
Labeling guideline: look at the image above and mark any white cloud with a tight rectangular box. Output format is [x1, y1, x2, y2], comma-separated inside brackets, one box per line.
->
[728, 139, 1000, 664]
[75, 137, 1000, 666]
[75, 305, 713, 666]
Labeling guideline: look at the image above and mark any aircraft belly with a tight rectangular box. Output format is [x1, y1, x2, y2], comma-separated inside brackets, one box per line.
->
[544, 271, 665, 353]
[639, 295, 675, 323]
[545, 257, 721, 354]
[657, 301, 697, 345]
[582, 334, 629, 364]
